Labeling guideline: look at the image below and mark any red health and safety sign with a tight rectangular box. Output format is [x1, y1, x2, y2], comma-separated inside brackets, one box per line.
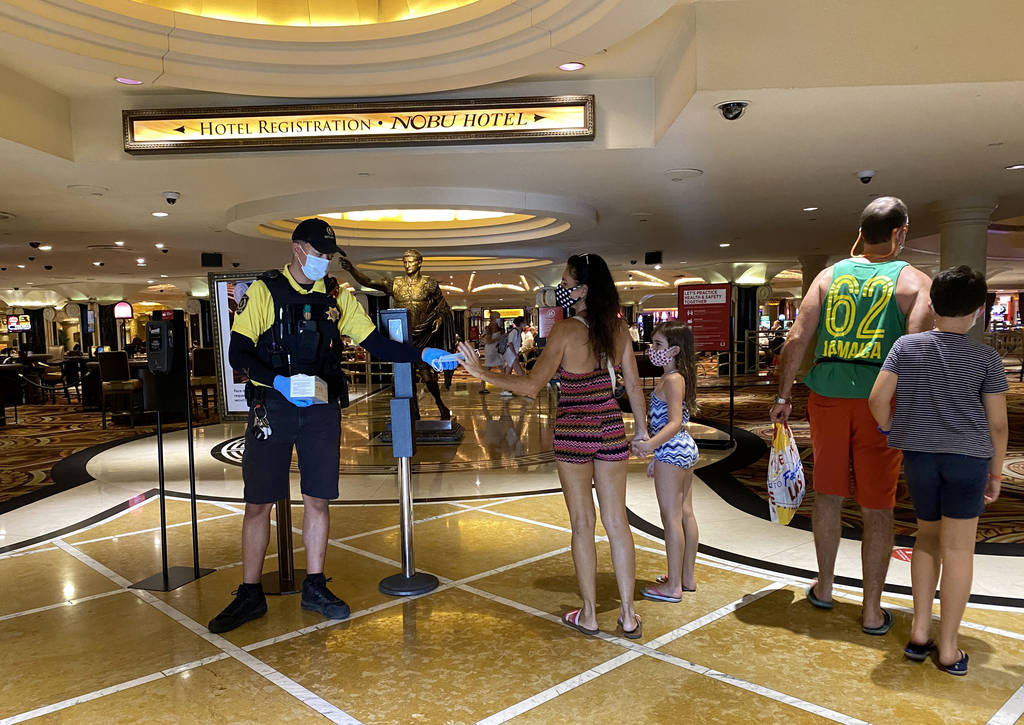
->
[538, 306, 564, 338]
[677, 284, 732, 351]
[891, 547, 914, 562]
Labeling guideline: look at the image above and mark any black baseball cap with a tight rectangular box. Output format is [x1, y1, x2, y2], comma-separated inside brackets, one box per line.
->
[292, 218, 344, 256]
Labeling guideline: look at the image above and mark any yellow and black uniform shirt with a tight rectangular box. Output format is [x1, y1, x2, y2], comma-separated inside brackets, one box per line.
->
[231, 265, 375, 387]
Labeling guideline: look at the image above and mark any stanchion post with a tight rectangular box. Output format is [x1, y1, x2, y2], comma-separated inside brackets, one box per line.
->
[131, 313, 213, 592]
[262, 497, 304, 595]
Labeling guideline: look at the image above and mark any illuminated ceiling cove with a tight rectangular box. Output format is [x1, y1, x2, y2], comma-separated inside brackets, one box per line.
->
[126, 0, 479, 26]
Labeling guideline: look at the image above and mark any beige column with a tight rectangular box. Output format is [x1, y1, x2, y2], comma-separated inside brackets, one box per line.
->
[934, 196, 997, 341]
[796, 254, 830, 376]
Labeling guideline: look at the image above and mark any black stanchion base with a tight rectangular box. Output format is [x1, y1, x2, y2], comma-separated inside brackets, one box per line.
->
[379, 571, 439, 597]
[262, 569, 307, 595]
[130, 566, 214, 592]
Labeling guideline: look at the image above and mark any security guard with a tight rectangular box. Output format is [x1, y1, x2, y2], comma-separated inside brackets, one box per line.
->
[209, 218, 456, 634]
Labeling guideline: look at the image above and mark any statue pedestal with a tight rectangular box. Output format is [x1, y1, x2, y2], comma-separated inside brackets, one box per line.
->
[378, 417, 464, 445]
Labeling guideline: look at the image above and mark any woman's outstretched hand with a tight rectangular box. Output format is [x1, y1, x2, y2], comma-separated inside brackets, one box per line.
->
[456, 341, 484, 377]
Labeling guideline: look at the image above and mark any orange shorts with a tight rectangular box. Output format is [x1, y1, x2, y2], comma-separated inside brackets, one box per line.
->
[806, 390, 901, 510]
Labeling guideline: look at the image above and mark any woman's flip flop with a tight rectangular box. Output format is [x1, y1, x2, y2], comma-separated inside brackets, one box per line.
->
[617, 613, 643, 640]
[562, 609, 599, 636]
[654, 575, 696, 591]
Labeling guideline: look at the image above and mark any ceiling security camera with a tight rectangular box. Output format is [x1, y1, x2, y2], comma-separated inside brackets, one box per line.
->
[0, 267, 6, 271]
[716, 100, 749, 121]
[161, 248, 169, 254]
[232, 262, 240, 268]
[28, 241, 40, 249]
[630, 259, 638, 265]
[857, 170, 876, 184]
[27, 256, 35, 261]
[44, 265, 53, 270]
[163, 191, 181, 205]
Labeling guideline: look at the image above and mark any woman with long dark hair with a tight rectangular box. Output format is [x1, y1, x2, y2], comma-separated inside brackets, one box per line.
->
[458, 253, 648, 638]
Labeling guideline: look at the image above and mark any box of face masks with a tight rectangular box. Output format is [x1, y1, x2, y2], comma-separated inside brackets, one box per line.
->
[289, 374, 329, 404]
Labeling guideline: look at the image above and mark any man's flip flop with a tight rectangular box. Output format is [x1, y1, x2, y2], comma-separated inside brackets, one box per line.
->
[617, 614, 643, 640]
[805, 584, 833, 610]
[562, 609, 598, 636]
[642, 585, 682, 603]
[862, 609, 894, 636]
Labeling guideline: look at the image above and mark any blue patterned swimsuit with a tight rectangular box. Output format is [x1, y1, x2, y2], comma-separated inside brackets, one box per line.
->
[649, 390, 699, 469]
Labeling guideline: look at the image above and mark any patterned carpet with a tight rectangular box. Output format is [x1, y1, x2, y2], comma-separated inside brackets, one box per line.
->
[696, 381, 1024, 546]
[0, 403, 210, 512]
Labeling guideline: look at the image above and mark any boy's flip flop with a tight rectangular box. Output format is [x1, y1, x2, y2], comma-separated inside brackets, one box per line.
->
[903, 640, 934, 662]
[805, 584, 833, 610]
[862, 609, 894, 636]
[562, 609, 599, 636]
[641, 585, 682, 603]
[654, 575, 696, 591]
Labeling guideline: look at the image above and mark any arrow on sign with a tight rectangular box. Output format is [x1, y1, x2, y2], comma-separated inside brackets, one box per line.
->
[534, 114, 546, 122]
[174, 126, 186, 134]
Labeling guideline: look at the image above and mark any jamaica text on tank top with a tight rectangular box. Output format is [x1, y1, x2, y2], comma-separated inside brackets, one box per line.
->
[803, 258, 907, 399]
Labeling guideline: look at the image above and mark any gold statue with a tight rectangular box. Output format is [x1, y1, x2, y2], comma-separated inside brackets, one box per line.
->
[340, 249, 455, 420]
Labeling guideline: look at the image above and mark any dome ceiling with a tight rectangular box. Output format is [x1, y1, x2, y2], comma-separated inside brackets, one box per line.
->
[127, 0, 478, 27]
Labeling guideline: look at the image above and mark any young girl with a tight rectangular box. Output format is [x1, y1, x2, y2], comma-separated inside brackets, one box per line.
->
[632, 321, 700, 600]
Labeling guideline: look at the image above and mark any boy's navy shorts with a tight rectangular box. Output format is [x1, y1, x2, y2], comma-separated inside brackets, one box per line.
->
[902, 450, 988, 521]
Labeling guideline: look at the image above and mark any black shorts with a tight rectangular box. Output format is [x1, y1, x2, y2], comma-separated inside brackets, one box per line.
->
[902, 450, 988, 521]
[241, 387, 340, 504]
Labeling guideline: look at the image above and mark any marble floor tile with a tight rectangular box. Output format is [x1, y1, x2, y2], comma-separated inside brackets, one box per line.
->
[876, 593, 1024, 637]
[344, 509, 566, 581]
[65, 499, 236, 544]
[155, 541, 403, 648]
[662, 586, 1024, 725]
[28, 657, 330, 724]
[481, 492, 607, 537]
[72, 514, 279, 583]
[257, 588, 623, 725]
[289, 502, 463, 540]
[472, 540, 772, 642]
[0, 592, 219, 719]
[507, 653, 832, 724]
[0, 548, 121, 617]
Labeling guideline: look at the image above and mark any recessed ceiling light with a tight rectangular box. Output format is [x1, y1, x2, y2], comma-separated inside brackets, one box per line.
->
[1005, 164, 1024, 171]
[357, 172, 372, 177]
[92, 261, 103, 266]
[802, 207, 819, 212]
[719, 243, 731, 248]
[147, 279, 154, 283]
[136, 258, 145, 264]
[154, 243, 164, 249]
[16, 264, 25, 268]
[39, 244, 52, 251]
[115, 240, 125, 246]
[160, 274, 168, 278]
[654, 264, 662, 270]
[558, 62, 585, 72]
[664, 168, 704, 182]
[115, 77, 143, 85]
[151, 212, 168, 218]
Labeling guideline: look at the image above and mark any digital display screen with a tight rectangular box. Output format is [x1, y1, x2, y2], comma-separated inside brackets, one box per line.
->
[388, 318, 404, 342]
[6, 314, 31, 332]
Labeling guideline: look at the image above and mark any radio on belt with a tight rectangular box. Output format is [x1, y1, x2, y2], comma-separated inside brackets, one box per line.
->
[289, 374, 329, 404]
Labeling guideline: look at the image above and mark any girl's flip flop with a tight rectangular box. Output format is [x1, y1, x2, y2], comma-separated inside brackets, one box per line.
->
[641, 585, 682, 603]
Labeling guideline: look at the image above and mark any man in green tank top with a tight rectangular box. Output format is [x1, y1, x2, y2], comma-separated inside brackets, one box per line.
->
[770, 197, 932, 635]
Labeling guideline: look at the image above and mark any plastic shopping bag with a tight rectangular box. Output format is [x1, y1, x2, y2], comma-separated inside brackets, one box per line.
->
[766, 422, 806, 525]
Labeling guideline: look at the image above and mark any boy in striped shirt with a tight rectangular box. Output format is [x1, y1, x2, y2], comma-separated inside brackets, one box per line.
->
[869, 265, 1008, 676]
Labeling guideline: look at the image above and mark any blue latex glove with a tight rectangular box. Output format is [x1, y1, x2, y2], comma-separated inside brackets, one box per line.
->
[421, 348, 461, 372]
[273, 375, 313, 407]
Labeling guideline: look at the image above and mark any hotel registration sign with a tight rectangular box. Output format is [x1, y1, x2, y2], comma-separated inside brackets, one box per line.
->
[123, 95, 594, 154]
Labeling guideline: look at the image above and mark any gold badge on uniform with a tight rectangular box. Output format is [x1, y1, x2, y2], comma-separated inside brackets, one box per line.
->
[325, 306, 340, 323]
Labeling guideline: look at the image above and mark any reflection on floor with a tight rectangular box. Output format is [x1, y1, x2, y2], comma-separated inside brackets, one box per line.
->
[2, 493, 1023, 724]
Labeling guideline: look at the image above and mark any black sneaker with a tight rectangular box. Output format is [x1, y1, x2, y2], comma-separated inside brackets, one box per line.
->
[208, 583, 267, 633]
[301, 574, 351, 620]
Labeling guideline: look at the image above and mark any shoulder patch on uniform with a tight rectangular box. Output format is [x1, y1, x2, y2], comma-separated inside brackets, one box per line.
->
[236, 295, 248, 313]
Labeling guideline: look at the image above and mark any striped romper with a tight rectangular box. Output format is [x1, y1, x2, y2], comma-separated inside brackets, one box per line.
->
[553, 365, 630, 465]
